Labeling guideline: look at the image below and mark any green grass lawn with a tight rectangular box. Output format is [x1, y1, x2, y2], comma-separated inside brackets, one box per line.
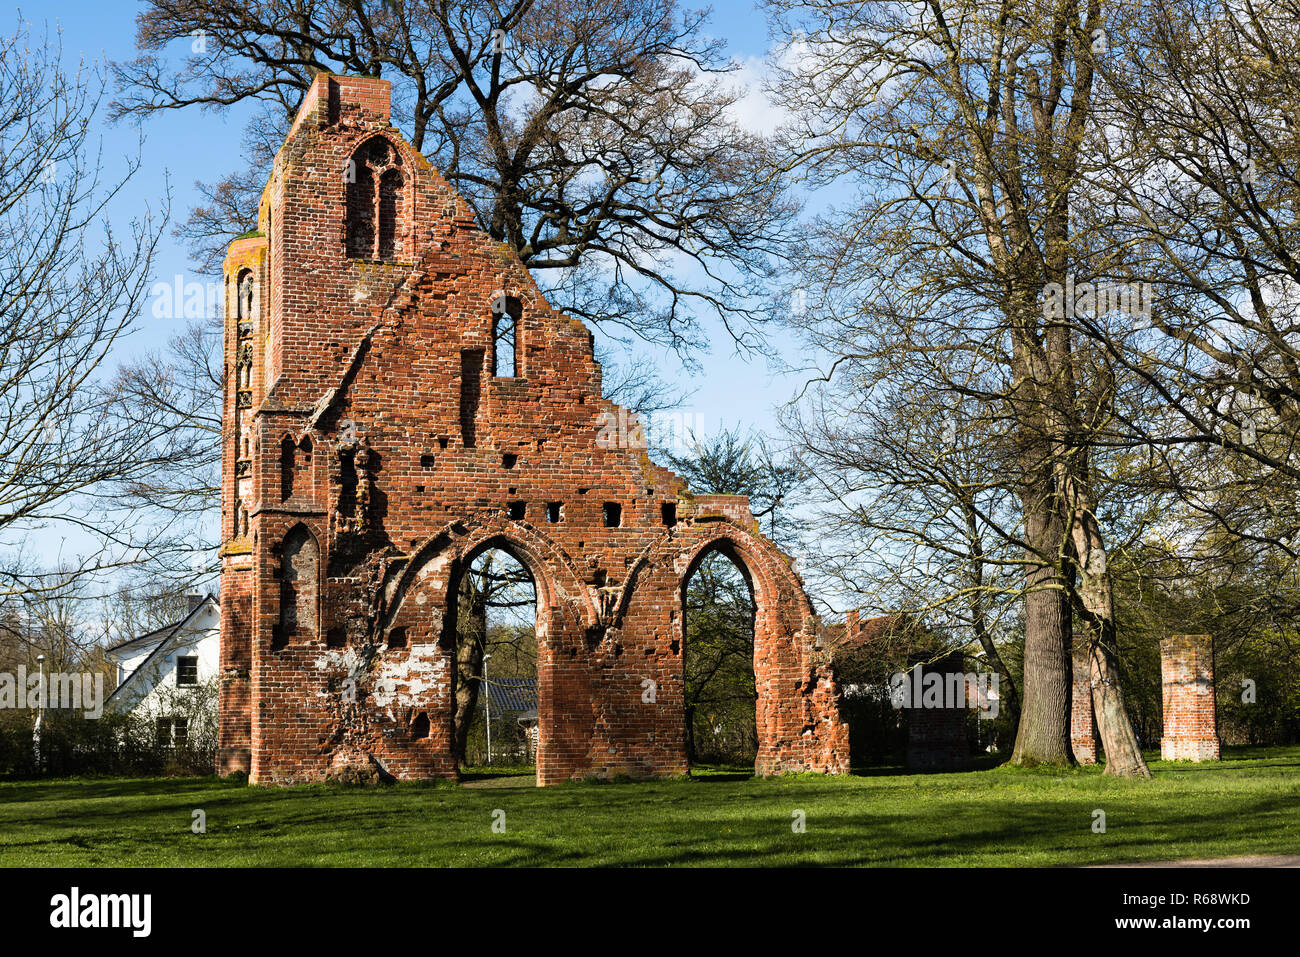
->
[3, 747, 1299, 867]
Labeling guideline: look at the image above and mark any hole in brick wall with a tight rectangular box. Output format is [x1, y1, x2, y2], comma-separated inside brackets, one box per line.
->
[339, 452, 358, 518]
[236, 269, 256, 321]
[326, 627, 346, 649]
[346, 156, 375, 257]
[459, 349, 483, 448]
[671, 638, 680, 654]
[271, 625, 287, 651]
[603, 502, 622, 527]
[388, 626, 407, 649]
[502, 453, 517, 469]
[546, 502, 562, 523]
[411, 711, 430, 740]
[438, 436, 449, 449]
[508, 501, 526, 521]
[661, 502, 677, 527]
[280, 436, 296, 500]
[420, 454, 436, 468]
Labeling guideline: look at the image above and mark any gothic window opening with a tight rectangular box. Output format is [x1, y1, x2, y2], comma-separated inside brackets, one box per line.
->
[346, 138, 407, 260]
[491, 296, 521, 378]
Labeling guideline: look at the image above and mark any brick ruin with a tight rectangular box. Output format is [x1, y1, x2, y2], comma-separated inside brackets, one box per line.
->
[1070, 643, 1101, 764]
[1160, 634, 1220, 761]
[216, 75, 849, 786]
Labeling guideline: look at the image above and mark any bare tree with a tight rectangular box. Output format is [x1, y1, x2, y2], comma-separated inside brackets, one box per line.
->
[781, 356, 1026, 733]
[100, 319, 223, 585]
[765, 0, 1151, 773]
[1082, 0, 1300, 559]
[112, 0, 797, 352]
[0, 21, 166, 602]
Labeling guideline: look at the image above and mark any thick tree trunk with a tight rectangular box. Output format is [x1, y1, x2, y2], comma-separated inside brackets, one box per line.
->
[1068, 487, 1151, 778]
[1009, 494, 1074, 766]
[452, 576, 487, 764]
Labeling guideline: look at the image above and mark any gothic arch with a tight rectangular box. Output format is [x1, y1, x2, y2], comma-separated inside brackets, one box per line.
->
[344, 134, 411, 260]
[374, 517, 598, 784]
[378, 517, 595, 641]
[609, 517, 834, 776]
[612, 518, 813, 636]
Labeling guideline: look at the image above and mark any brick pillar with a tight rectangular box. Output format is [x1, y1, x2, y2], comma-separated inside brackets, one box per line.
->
[1071, 643, 1101, 764]
[1160, 634, 1220, 761]
[904, 652, 970, 771]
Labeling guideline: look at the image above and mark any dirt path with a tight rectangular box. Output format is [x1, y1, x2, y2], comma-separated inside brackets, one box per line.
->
[1097, 854, 1300, 868]
[459, 775, 535, 789]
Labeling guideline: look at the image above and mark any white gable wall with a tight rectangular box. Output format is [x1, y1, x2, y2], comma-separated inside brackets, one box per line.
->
[106, 602, 220, 720]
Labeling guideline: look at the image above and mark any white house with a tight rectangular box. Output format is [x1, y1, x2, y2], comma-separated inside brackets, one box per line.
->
[103, 594, 220, 747]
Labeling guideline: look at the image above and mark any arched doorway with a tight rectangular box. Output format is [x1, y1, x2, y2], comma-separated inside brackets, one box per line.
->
[445, 542, 539, 776]
[681, 540, 758, 775]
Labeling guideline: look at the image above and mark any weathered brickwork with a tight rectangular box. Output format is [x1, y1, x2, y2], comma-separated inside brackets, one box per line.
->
[218, 74, 849, 785]
[1160, 634, 1220, 762]
[1071, 643, 1101, 764]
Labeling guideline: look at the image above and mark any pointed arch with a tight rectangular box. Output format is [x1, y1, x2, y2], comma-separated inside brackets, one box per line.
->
[345, 135, 409, 260]
[275, 523, 320, 647]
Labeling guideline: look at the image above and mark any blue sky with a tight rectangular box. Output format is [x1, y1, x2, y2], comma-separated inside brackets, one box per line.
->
[22, 0, 815, 454]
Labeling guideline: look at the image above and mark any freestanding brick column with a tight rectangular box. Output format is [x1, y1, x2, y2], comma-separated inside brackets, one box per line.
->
[904, 652, 970, 771]
[1160, 634, 1220, 761]
[1071, 643, 1101, 764]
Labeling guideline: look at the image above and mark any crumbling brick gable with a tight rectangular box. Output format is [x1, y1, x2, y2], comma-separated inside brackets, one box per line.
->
[218, 74, 848, 785]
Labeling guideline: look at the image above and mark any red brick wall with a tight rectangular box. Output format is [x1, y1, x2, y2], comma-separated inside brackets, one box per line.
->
[1071, 643, 1101, 764]
[218, 74, 849, 785]
[1160, 634, 1220, 761]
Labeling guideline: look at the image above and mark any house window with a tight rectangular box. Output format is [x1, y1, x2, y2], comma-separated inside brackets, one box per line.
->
[155, 716, 189, 748]
[176, 656, 199, 687]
